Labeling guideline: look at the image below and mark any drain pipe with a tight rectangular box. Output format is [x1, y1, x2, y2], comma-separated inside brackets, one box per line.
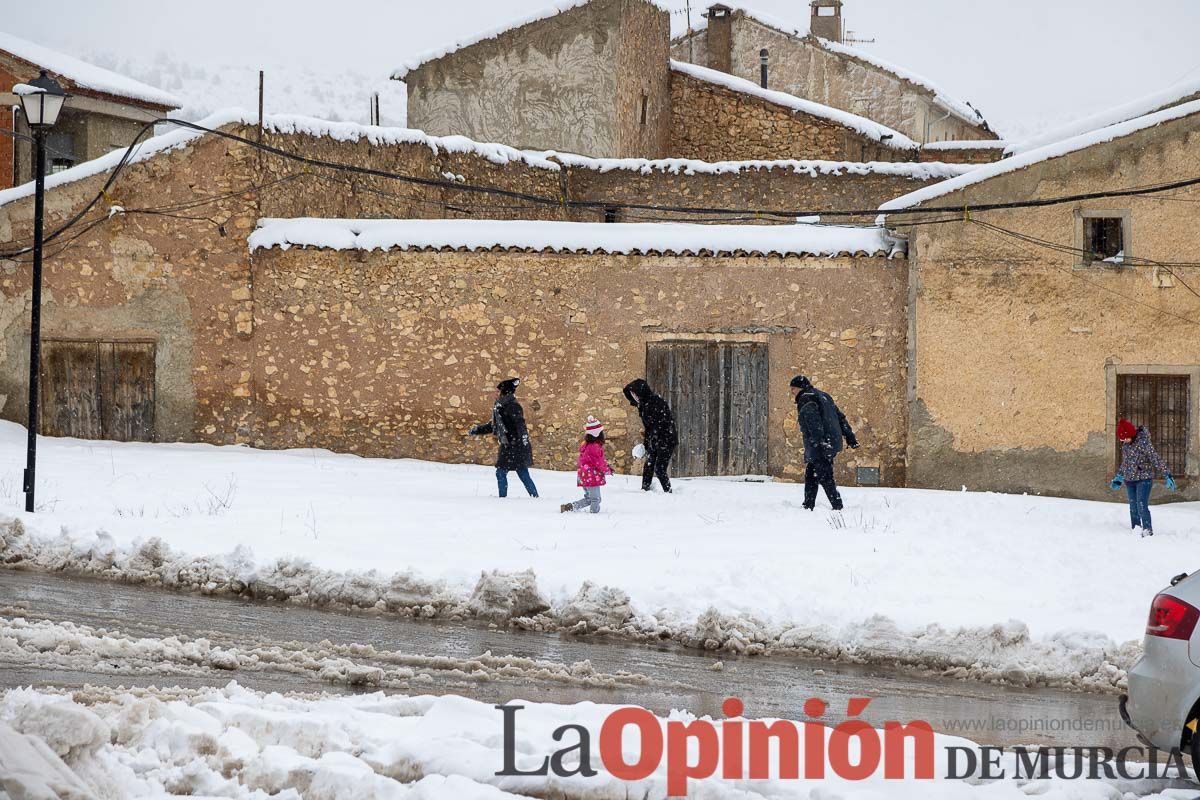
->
[759, 48, 769, 89]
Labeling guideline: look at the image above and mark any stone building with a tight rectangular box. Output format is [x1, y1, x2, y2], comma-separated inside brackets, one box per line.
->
[0, 31, 179, 189]
[671, 2, 998, 144]
[881, 100, 1200, 501]
[397, 0, 672, 159]
[0, 112, 945, 487]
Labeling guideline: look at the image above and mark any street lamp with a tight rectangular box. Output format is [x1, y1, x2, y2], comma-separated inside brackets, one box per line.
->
[14, 70, 66, 513]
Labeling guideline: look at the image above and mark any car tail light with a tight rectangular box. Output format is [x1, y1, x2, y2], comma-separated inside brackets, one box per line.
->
[1147, 594, 1200, 640]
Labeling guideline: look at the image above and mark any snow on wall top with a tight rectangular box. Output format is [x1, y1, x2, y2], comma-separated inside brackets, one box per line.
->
[0, 31, 180, 109]
[250, 217, 900, 258]
[811, 37, 990, 132]
[879, 98, 1200, 216]
[921, 140, 1009, 151]
[1005, 77, 1200, 156]
[392, 0, 671, 80]
[534, 149, 975, 179]
[670, 60, 918, 150]
[0, 109, 563, 210]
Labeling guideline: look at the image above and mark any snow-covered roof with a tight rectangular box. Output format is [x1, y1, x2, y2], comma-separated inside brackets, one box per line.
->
[878, 98, 1200, 217]
[250, 218, 901, 258]
[392, 0, 670, 80]
[670, 60, 918, 150]
[0, 31, 180, 109]
[535, 149, 973, 179]
[677, 1, 806, 38]
[672, 4, 993, 136]
[0, 108, 562, 210]
[811, 37, 990, 132]
[1005, 77, 1200, 156]
[921, 140, 1009, 152]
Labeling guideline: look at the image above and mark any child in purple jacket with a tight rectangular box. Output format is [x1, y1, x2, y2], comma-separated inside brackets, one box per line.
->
[560, 416, 613, 514]
[1110, 418, 1177, 537]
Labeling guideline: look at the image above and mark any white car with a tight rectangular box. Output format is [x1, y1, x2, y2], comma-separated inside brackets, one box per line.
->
[1121, 571, 1200, 759]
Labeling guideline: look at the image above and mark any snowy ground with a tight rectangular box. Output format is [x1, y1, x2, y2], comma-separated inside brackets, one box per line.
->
[0, 682, 1189, 800]
[1, 421, 1196, 691]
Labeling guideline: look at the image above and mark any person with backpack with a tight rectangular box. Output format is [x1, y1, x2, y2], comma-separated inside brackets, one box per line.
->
[623, 378, 678, 493]
[560, 416, 614, 514]
[791, 375, 858, 511]
[468, 377, 538, 498]
[1110, 417, 1176, 537]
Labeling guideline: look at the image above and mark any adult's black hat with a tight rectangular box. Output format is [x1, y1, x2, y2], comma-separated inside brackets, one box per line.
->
[789, 375, 811, 390]
[497, 377, 521, 395]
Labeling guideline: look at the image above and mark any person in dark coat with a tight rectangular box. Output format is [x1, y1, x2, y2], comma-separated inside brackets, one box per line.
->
[791, 375, 858, 511]
[468, 378, 538, 498]
[623, 378, 678, 492]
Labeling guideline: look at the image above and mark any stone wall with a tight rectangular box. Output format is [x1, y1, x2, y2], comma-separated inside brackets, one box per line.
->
[668, 68, 902, 162]
[917, 145, 1005, 165]
[404, 0, 670, 158]
[249, 246, 910, 485]
[615, 0, 672, 158]
[0, 133, 262, 444]
[671, 14, 996, 144]
[0, 121, 910, 486]
[897, 115, 1200, 500]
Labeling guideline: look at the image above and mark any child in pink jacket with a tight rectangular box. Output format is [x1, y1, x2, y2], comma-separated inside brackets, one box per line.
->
[560, 416, 613, 514]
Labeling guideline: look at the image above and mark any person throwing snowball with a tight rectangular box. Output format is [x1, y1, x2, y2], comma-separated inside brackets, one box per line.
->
[623, 379, 677, 493]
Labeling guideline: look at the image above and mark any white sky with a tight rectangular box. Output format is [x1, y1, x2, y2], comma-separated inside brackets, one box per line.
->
[5, 0, 1200, 139]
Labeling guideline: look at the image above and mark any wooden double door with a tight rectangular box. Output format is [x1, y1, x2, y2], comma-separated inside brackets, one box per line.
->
[39, 339, 156, 442]
[646, 341, 768, 477]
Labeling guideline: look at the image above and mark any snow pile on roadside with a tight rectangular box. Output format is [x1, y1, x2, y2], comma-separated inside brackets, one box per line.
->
[0, 683, 1184, 799]
[0, 615, 650, 692]
[1, 422, 1196, 693]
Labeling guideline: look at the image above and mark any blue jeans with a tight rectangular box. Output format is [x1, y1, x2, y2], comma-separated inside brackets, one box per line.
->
[496, 467, 538, 498]
[1125, 479, 1153, 531]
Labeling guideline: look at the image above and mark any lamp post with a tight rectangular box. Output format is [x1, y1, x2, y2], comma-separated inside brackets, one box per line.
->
[14, 70, 66, 513]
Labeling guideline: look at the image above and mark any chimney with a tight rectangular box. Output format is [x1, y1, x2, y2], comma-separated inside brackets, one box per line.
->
[704, 4, 734, 73]
[759, 48, 769, 89]
[809, 0, 843, 43]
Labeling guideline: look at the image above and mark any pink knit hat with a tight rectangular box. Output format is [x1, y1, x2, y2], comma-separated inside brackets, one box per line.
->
[585, 415, 604, 436]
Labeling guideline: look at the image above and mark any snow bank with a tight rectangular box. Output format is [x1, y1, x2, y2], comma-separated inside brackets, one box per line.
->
[248, 218, 901, 258]
[0, 683, 1181, 799]
[671, 60, 919, 150]
[878, 97, 1200, 215]
[812, 37, 991, 131]
[0, 31, 180, 108]
[393, 0, 672, 79]
[537, 149, 976, 179]
[0, 615, 650, 693]
[1, 423, 1195, 692]
[1006, 77, 1200, 155]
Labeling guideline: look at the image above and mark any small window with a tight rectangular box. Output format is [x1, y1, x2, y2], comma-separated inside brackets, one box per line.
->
[50, 158, 74, 174]
[639, 92, 649, 126]
[1083, 215, 1125, 264]
[603, 207, 619, 223]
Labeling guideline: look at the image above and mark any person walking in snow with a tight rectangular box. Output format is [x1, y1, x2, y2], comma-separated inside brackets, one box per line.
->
[468, 377, 538, 498]
[791, 375, 858, 511]
[623, 378, 677, 493]
[1110, 418, 1176, 537]
[560, 416, 614, 514]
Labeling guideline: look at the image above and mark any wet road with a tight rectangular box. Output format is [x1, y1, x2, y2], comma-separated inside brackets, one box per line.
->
[0, 569, 1136, 749]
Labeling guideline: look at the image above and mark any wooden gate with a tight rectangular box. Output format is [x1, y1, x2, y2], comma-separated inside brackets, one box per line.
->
[646, 341, 768, 477]
[40, 340, 156, 442]
[1116, 374, 1189, 476]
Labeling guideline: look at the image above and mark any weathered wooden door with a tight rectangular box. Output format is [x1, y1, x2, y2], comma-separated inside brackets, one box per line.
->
[646, 341, 768, 477]
[40, 340, 155, 442]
